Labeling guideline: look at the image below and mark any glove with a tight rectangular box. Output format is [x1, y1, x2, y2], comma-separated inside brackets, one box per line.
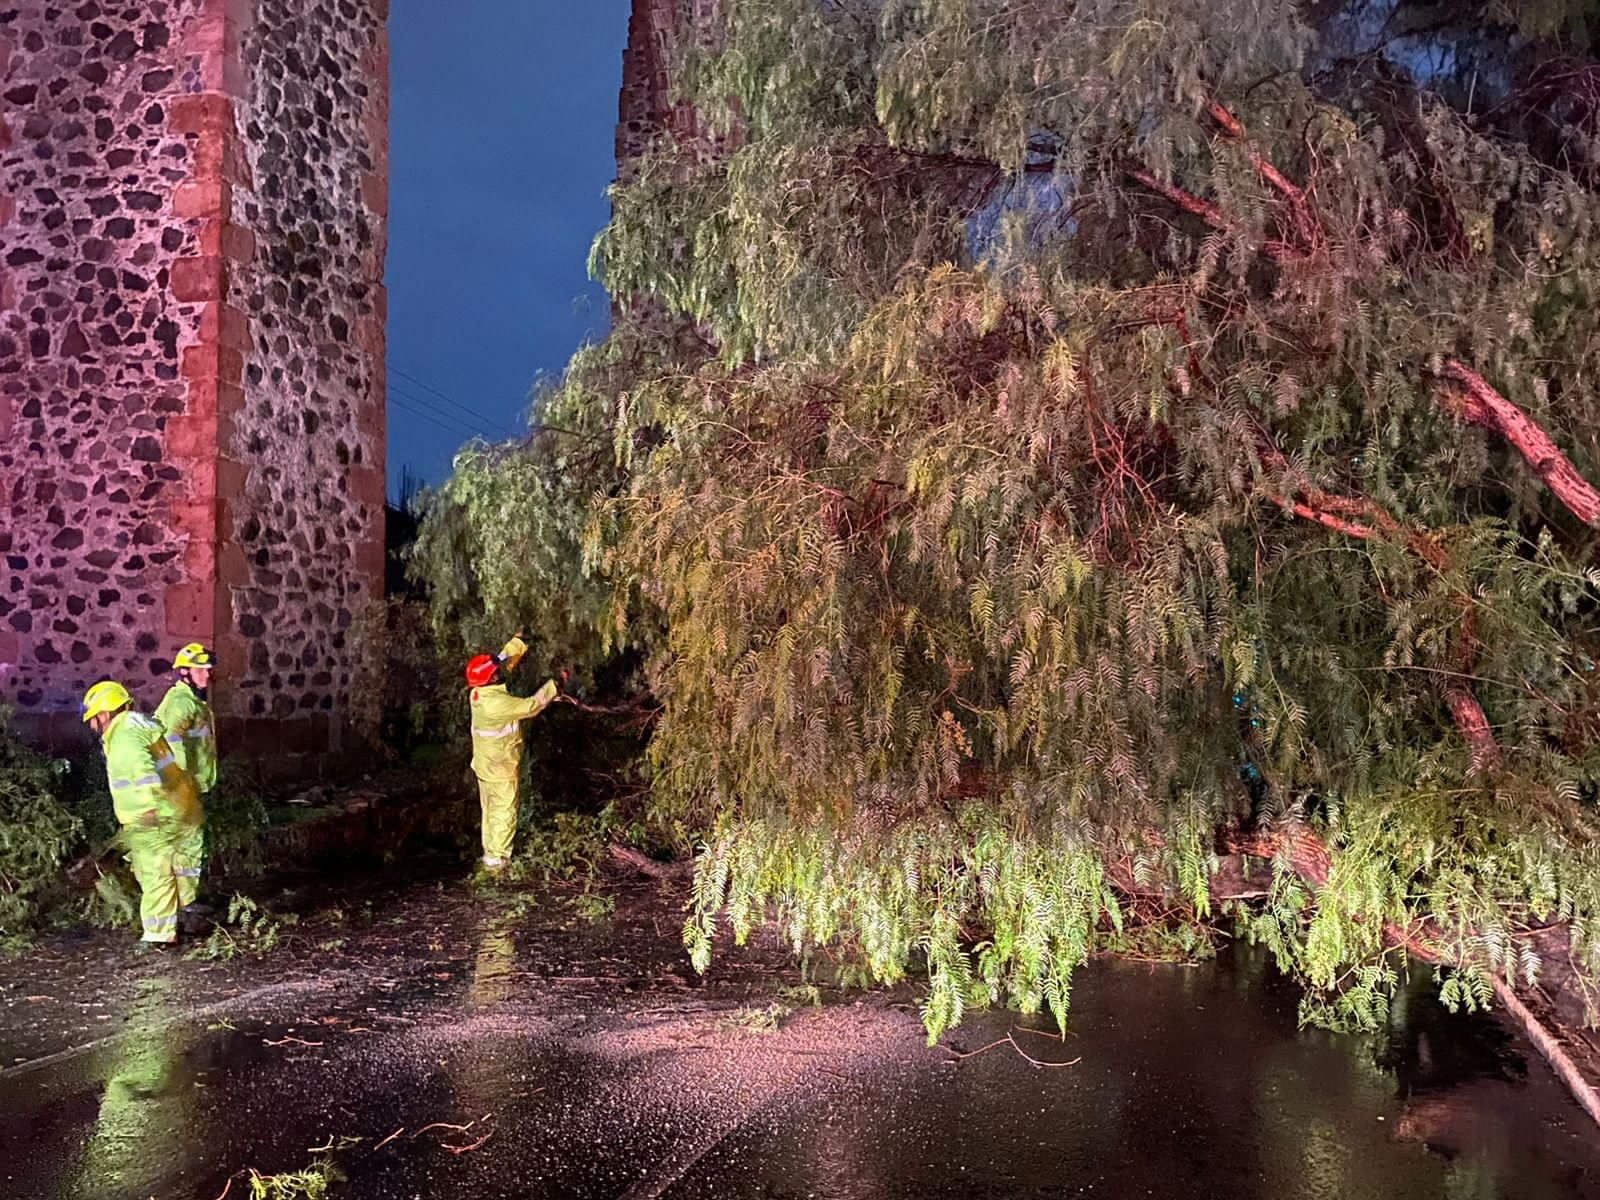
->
[137, 809, 160, 828]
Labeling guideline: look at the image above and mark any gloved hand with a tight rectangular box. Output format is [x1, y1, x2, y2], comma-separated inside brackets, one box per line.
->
[137, 809, 160, 828]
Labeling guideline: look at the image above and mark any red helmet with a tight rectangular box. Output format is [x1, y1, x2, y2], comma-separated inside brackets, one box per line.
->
[465, 654, 499, 688]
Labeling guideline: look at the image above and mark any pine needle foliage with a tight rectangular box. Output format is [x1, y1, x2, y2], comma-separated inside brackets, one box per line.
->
[0, 711, 82, 946]
[417, 0, 1600, 1036]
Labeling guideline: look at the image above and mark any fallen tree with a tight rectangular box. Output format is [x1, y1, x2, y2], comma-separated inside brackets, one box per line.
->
[415, 0, 1600, 1105]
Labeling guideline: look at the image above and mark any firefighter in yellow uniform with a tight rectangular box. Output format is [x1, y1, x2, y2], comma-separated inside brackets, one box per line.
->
[465, 634, 560, 870]
[82, 682, 202, 945]
[155, 643, 215, 916]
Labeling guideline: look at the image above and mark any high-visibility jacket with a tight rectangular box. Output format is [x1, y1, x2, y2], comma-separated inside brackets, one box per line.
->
[102, 710, 201, 829]
[155, 679, 217, 793]
[469, 636, 557, 782]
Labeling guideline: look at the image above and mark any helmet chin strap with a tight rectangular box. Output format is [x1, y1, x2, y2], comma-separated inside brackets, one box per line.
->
[183, 670, 209, 700]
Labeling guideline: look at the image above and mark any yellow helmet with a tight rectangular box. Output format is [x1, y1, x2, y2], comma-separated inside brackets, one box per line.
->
[174, 643, 214, 670]
[81, 680, 132, 723]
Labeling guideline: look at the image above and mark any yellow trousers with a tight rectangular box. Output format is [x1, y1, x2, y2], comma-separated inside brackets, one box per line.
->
[476, 775, 519, 867]
[123, 827, 179, 943]
[174, 800, 206, 908]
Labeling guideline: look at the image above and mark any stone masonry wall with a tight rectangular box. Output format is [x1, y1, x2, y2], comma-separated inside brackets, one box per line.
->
[218, 0, 387, 750]
[1, 0, 212, 739]
[615, 0, 725, 177]
[0, 0, 387, 759]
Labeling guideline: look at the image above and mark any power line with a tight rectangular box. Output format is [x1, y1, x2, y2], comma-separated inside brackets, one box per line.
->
[385, 374, 526, 439]
[388, 380, 500, 436]
[387, 362, 526, 433]
[386, 391, 484, 441]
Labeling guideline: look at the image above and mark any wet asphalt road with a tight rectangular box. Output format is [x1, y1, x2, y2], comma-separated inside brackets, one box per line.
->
[2, 874, 1598, 1200]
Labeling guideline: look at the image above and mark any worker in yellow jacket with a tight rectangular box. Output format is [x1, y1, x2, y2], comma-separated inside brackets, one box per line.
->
[82, 682, 202, 945]
[465, 634, 560, 870]
[155, 643, 215, 916]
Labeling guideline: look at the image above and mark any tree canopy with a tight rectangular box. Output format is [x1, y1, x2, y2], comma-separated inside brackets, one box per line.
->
[415, 0, 1600, 1038]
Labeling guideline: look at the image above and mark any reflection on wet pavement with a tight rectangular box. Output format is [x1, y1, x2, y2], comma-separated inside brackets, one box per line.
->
[69, 975, 186, 1199]
[1, 879, 1597, 1199]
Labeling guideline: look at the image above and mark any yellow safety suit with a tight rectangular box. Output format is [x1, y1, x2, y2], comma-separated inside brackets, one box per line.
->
[469, 636, 557, 867]
[155, 679, 214, 907]
[101, 710, 200, 942]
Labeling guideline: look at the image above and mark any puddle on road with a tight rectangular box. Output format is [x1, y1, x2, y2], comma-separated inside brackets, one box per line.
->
[2, 929, 1596, 1200]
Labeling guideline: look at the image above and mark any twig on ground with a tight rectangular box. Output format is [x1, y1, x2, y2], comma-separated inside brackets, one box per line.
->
[374, 1127, 405, 1151]
[1010, 1025, 1066, 1041]
[264, 1036, 323, 1047]
[443, 1131, 493, 1155]
[941, 1032, 1082, 1069]
[212, 1177, 234, 1200]
[305, 1134, 363, 1153]
[1006, 1035, 1082, 1070]
[411, 1120, 473, 1139]
[941, 1036, 1011, 1061]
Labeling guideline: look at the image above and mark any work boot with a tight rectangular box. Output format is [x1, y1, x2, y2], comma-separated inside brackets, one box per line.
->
[134, 940, 174, 955]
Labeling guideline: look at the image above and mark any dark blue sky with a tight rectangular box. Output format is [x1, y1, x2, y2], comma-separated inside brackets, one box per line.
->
[386, 1, 632, 487]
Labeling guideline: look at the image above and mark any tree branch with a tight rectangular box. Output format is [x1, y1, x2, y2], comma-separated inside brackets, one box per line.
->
[1232, 827, 1600, 1129]
[1133, 136, 1511, 770]
[1203, 98, 1323, 252]
[1437, 360, 1600, 528]
[1124, 164, 1296, 262]
[1257, 446, 1499, 772]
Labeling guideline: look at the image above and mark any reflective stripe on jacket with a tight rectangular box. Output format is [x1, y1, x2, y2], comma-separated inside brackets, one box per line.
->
[103, 710, 201, 828]
[469, 637, 557, 781]
[155, 680, 218, 793]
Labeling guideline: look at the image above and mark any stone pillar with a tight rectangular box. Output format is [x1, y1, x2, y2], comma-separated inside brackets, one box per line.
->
[615, 0, 726, 178]
[0, 0, 388, 765]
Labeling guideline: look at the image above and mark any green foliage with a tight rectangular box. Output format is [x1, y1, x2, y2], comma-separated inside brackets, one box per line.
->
[509, 811, 609, 885]
[246, 1156, 343, 1200]
[186, 894, 296, 961]
[205, 762, 274, 874]
[778, 982, 822, 1007]
[688, 805, 1128, 1042]
[409, 327, 670, 678]
[82, 871, 139, 933]
[570, 889, 617, 923]
[722, 1000, 792, 1032]
[421, 0, 1600, 1037]
[0, 711, 83, 945]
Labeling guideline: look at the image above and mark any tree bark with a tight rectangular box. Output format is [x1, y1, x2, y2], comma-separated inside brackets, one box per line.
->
[1438, 360, 1600, 528]
[1203, 98, 1322, 252]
